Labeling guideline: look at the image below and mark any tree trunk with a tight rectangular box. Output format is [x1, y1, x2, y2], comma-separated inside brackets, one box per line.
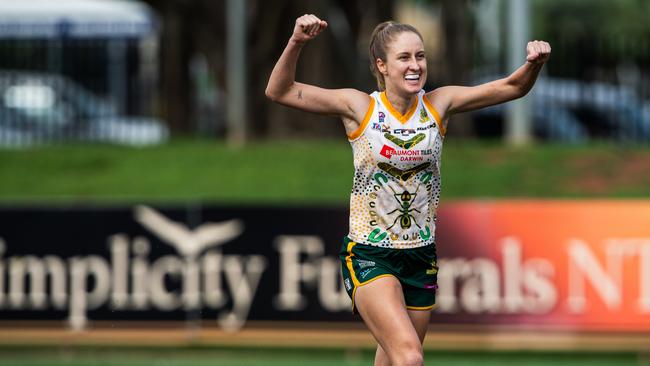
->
[441, 0, 475, 138]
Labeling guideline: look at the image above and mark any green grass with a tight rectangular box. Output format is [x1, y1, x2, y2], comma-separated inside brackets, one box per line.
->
[0, 346, 642, 366]
[0, 139, 649, 204]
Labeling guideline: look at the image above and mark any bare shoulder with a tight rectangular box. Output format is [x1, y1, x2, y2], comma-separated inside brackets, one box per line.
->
[425, 87, 457, 120]
[337, 88, 372, 136]
[329, 87, 371, 123]
[341, 88, 372, 119]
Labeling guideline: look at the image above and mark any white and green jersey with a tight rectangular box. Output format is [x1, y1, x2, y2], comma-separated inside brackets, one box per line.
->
[346, 90, 445, 249]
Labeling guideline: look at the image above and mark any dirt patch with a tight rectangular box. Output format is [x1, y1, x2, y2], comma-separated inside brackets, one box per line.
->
[565, 152, 650, 194]
[482, 150, 510, 166]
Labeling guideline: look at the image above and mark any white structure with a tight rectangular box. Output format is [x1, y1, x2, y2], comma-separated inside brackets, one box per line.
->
[0, 0, 159, 114]
[0, 0, 155, 39]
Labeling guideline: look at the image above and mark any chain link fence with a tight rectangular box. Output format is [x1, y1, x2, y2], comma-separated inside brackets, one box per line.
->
[0, 0, 166, 148]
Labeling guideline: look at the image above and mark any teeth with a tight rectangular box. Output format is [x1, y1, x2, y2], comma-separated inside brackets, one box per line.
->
[405, 75, 420, 80]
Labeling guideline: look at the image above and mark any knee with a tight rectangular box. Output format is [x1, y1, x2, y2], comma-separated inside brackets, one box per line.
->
[403, 350, 424, 366]
[390, 344, 423, 366]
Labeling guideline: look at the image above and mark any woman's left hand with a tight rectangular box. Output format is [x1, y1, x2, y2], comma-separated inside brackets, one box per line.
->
[526, 40, 551, 64]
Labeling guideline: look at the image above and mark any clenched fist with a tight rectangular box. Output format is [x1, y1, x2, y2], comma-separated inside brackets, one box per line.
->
[291, 14, 328, 44]
[526, 40, 551, 64]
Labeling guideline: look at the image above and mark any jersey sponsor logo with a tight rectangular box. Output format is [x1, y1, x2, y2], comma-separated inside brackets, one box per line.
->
[393, 128, 416, 136]
[357, 259, 376, 268]
[359, 268, 375, 279]
[378, 111, 386, 123]
[380, 145, 397, 159]
[426, 259, 438, 275]
[344, 278, 352, 291]
[417, 123, 436, 131]
[380, 145, 432, 162]
[419, 107, 430, 123]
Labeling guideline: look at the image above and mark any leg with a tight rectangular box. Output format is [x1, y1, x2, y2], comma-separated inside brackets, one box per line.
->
[374, 309, 431, 365]
[354, 276, 424, 366]
[407, 308, 431, 343]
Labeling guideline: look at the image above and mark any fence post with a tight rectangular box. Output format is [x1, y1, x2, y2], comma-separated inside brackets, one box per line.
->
[506, 0, 532, 145]
[226, 0, 247, 147]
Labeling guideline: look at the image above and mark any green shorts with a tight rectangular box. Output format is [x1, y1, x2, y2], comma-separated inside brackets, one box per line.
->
[339, 236, 438, 314]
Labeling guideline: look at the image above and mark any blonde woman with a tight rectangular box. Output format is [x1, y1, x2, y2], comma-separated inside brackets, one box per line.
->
[266, 14, 550, 366]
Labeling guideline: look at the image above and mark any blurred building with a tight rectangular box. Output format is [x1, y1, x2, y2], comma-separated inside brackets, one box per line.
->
[0, 0, 167, 147]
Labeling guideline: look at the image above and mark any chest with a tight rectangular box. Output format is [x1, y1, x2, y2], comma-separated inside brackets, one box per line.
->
[364, 103, 442, 167]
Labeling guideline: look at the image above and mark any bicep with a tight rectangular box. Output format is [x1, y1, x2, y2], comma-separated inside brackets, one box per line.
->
[271, 82, 362, 119]
[436, 79, 520, 115]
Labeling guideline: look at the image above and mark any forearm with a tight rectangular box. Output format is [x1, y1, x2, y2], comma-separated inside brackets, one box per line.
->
[265, 38, 305, 101]
[506, 60, 545, 97]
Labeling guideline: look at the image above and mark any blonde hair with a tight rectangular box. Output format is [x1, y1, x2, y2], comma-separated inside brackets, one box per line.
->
[369, 21, 424, 91]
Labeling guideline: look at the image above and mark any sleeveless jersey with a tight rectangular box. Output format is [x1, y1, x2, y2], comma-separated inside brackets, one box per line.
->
[347, 90, 445, 249]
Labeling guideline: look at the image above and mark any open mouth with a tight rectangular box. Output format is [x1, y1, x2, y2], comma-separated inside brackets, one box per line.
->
[404, 74, 420, 82]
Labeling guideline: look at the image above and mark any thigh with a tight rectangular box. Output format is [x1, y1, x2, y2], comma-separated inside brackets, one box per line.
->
[407, 309, 431, 343]
[354, 276, 422, 355]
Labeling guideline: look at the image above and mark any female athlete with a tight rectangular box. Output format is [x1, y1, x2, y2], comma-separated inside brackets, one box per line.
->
[266, 14, 550, 366]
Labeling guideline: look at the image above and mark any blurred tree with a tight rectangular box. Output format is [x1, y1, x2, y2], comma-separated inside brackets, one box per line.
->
[141, 0, 486, 139]
[532, 0, 650, 83]
[142, 0, 225, 134]
[440, 0, 476, 137]
[142, 0, 394, 139]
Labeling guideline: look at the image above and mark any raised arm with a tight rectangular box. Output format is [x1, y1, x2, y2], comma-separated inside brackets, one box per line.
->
[265, 14, 370, 132]
[427, 41, 551, 119]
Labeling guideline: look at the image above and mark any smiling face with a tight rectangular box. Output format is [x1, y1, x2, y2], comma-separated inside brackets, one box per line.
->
[376, 31, 427, 96]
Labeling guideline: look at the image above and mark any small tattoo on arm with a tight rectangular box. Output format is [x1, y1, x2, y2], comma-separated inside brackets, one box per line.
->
[297, 90, 303, 100]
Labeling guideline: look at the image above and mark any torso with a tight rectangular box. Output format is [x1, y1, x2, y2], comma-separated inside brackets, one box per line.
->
[346, 90, 445, 249]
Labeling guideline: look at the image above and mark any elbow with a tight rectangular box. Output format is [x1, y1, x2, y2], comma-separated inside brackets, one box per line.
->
[265, 86, 278, 102]
[265, 83, 289, 103]
[266, 79, 295, 102]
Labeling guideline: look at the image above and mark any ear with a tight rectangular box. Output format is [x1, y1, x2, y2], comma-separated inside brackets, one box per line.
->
[376, 58, 388, 75]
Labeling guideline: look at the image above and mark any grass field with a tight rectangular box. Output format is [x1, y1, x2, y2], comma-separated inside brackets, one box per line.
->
[1, 140, 649, 365]
[0, 346, 643, 366]
[0, 139, 649, 203]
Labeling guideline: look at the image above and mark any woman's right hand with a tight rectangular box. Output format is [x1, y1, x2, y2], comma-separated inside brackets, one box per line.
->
[291, 14, 328, 44]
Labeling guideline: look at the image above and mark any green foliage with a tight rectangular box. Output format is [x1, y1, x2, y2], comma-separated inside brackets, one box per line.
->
[525, 0, 650, 80]
[532, 0, 650, 56]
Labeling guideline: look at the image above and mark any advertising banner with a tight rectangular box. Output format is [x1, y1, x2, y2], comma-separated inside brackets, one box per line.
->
[434, 201, 650, 331]
[0, 201, 649, 332]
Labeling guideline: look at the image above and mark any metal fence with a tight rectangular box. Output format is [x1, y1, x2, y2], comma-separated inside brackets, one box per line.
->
[0, 9, 649, 146]
[0, 0, 166, 148]
[471, 37, 650, 143]
[0, 38, 166, 147]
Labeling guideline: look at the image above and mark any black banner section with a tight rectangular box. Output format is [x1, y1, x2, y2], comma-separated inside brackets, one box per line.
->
[0, 205, 354, 330]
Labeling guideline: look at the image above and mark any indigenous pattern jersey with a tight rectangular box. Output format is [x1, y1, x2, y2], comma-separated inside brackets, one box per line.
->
[347, 90, 445, 249]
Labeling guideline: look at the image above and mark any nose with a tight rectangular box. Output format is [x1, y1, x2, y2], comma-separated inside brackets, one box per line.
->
[408, 58, 420, 71]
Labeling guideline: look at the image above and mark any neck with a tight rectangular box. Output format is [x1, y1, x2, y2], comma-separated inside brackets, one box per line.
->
[384, 89, 416, 115]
